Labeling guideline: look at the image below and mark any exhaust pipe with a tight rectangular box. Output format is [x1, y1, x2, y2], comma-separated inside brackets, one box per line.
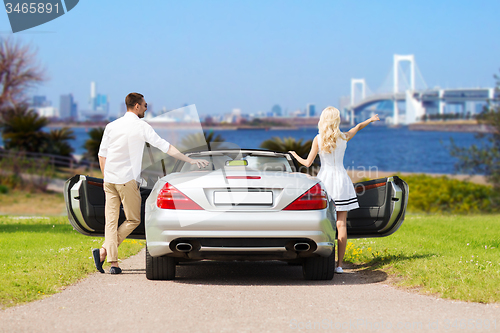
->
[294, 243, 310, 252]
[176, 243, 193, 252]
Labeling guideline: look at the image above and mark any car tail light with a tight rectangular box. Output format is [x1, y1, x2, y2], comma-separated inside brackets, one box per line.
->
[157, 183, 203, 210]
[284, 183, 327, 210]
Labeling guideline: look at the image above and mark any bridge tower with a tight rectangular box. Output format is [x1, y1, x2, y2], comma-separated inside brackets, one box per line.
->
[393, 54, 415, 125]
[350, 78, 366, 125]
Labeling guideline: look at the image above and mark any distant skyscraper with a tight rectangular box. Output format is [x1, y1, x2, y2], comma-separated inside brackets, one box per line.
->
[77, 81, 109, 121]
[31, 95, 56, 118]
[95, 94, 109, 112]
[271, 104, 282, 116]
[306, 104, 315, 117]
[90, 81, 96, 99]
[32, 95, 49, 107]
[88, 81, 109, 118]
[59, 94, 78, 120]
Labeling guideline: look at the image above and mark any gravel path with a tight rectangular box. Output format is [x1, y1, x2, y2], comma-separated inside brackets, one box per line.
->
[1, 249, 498, 333]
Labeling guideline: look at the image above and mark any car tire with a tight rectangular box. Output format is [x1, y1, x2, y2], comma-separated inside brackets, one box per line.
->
[145, 246, 176, 280]
[302, 248, 335, 280]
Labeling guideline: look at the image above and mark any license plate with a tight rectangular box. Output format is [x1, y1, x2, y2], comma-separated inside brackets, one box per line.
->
[214, 191, 273, 205]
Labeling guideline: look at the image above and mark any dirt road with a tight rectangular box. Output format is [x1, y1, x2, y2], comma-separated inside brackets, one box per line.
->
[1, 249, 498, 333]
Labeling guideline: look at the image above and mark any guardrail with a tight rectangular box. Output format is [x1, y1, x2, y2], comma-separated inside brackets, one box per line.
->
[0, 149, 99, 171]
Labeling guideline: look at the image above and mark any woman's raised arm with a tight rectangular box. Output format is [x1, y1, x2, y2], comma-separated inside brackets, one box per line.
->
[346, 114, 379, 141]
[289, 136, 319, 167]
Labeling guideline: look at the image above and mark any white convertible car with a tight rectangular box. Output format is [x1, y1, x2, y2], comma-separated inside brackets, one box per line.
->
[65, 147, 408, 281]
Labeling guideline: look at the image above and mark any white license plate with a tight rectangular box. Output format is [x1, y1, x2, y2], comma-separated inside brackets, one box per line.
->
[214, 191, 273, 205]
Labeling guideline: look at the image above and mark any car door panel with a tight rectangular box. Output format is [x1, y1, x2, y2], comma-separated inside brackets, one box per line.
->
[347, 176, 408, 238]
[64, 175, 148, 239]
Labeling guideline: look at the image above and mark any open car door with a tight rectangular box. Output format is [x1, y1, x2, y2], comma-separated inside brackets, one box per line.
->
[347, 176, 408, 238]
[64, 175, 149, 239]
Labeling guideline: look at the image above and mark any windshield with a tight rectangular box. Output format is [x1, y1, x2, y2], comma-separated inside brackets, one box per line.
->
[176, 151, 294, 173]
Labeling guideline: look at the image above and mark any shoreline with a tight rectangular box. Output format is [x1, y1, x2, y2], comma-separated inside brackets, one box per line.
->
[408, 120, 492, 133]
[47, 121, 491, 133]
[46, 123, 318, 130]
[347, 170, 488, 186]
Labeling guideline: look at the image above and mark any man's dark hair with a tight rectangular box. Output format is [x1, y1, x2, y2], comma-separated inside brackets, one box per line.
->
[125, 93, 144, 110]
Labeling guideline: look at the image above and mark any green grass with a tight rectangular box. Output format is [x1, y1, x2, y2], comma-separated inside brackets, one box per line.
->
[0, 216, 145, 309]
[344, 214, 500, 303]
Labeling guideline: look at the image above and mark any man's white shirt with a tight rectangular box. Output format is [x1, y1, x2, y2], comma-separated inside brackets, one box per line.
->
[98, 112, 170, 184]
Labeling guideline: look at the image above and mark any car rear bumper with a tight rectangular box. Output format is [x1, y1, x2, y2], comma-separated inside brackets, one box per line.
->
[145, 209, 336, 259]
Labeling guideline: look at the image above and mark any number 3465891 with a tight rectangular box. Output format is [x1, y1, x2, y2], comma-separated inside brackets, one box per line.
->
[5, 3, 59, 14]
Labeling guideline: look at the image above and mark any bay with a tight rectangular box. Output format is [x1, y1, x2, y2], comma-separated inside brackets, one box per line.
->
[0, 125, 479, 174]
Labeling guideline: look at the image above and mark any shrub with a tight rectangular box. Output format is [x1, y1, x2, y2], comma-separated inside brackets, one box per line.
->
[401, 174, 498, 214]
[0, 153, 55, 192]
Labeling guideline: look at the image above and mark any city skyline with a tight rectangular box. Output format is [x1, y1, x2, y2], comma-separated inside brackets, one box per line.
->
[1, 1, 499, 117]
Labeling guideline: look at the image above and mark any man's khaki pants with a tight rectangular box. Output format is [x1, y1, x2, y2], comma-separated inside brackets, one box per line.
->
[103, 180, 141, 263]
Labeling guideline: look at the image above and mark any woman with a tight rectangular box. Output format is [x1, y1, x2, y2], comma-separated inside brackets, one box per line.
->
[289, 107, 379, 273]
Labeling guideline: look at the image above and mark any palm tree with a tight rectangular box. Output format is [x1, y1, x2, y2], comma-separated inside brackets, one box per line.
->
[1, 105, 75, 169]
[179, 131, 226, 152]
[1, 105, 49, 152]
[83, 127, 105, 162]
[204, 131, 225, 143]
[45, 127, 75, 157]
[260, 136, 319, 174]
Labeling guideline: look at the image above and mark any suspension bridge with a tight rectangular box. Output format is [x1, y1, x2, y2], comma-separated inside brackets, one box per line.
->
[346, 54, 499, 125]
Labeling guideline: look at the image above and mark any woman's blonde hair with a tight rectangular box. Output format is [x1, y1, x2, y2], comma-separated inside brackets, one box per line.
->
[318, 106, 346, 153]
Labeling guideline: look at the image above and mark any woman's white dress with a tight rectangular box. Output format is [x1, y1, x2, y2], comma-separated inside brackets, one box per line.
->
[316, 134, 359, 211]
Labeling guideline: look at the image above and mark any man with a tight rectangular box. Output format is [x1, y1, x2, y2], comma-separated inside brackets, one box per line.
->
[93, 92, 208, 274]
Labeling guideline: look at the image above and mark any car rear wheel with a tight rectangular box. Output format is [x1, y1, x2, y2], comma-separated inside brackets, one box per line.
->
[145, 246, 176, 280]
[302, 248, 335, 280]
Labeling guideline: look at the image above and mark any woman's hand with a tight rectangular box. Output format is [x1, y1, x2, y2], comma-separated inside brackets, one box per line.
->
[190, 159, 210, 169]
[289, 151, 299, 159]
[369, 114, 380, 123]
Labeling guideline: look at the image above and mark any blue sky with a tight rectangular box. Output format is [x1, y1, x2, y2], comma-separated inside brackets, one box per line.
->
[1, 0, 499, 117]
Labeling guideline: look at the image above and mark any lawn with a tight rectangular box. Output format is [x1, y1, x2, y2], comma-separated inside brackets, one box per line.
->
[0, 190, 66, 215]
[344, 214, 500, 303]
[0, 216, 145, 309]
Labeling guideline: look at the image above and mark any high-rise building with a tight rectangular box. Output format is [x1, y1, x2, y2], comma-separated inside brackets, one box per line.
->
[32, 95, 49, 107]
[59, 94, 78, 120]
[306, 104, 315, 117]
[31, 95, 57, 118]
[83, 81, 109, 121]
[271, 104, 282, 117]
[89, 81, 109, 113]
[95, 94, 109, 113]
